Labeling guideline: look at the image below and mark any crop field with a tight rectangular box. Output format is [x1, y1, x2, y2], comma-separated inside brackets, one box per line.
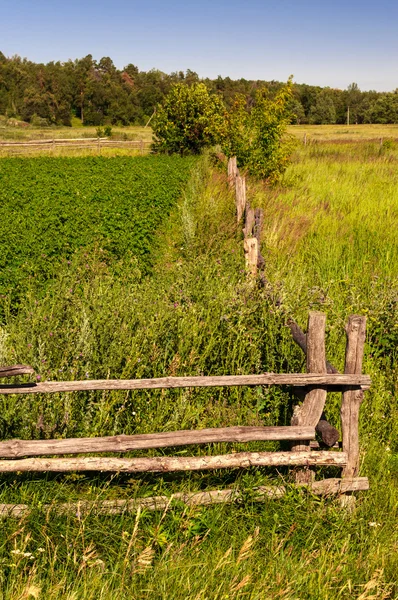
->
[0, 155, 196, 312]
[0, 138, 396, 598]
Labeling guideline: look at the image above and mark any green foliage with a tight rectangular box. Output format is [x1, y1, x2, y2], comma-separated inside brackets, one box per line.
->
[223, 80, 296, 183]
[0, 156, 196, 313]
[104, 125, 112, 137]
[152, 83, 227, 155]
[309, 89, 337, 124]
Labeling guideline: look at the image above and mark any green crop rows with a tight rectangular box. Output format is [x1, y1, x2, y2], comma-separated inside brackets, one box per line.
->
[0, 155, 196, 312]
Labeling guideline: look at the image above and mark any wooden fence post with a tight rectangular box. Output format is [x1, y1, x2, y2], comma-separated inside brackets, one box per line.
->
[243, 203, 255, 239]
[244, 237, 258, 276]
[291, 311, 327, 483]
[341, 315, 366, 478]
[228, 156, 238, 188]
[235, 175, 246, 223]
[140, 139, 144, 155]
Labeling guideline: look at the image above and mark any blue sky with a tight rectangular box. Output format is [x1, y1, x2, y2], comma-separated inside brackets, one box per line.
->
[1, 0, 397, 91]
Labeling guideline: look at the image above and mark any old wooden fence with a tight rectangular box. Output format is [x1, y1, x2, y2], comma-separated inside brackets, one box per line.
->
[0, 310, 369, 516]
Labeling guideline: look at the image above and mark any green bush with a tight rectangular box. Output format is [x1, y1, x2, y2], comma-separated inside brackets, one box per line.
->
[223, 79, 296, 184]
[152, 83, 227, 155]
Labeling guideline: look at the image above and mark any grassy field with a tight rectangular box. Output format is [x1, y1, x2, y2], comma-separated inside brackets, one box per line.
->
[0, 123, 152, 142]
[289, 123, 398, 142]
[0, 139, 396, 598]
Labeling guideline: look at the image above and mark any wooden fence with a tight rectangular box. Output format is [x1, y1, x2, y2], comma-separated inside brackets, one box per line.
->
[0, 160, 370, 515]
[0, 138, 152, 155]
[0, 309, 370, 516]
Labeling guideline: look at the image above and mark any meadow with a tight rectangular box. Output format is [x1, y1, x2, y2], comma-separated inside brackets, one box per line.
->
[0, 132, 396, 598]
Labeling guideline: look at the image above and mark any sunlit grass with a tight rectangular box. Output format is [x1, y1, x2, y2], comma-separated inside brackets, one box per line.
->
[0, 148, 396, 598]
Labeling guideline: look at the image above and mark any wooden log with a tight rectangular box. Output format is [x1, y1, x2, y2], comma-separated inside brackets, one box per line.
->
[244, 237, 258, 276]
[0, 373, 371, 396]
[0, 478, 369, 518]
[292, 312, 328, 483]
[0, 451, 347, 473]
[0, 426, 315, 459]
[243, 203, 255, 239]
[292, 312, 328, 429]
[0, 365, 34, 378]
[316, 418, 340, 447]
[287, 318, 340, 447]
[287, 318, 338, 374]
[341, 315, 367, 478]
[235, 175, 246, 222]
[227, 156, 238, 188]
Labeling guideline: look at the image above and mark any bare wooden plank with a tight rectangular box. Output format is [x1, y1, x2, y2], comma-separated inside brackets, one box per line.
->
[244, 237, 258, 276]
[0, 373, 371, 395]
[0, 451, 347, 473]
[341, 315, 367, 478]
[0, 365, 34, 378]
[0, 478, 369, 518]
[0, 426, 316, 458]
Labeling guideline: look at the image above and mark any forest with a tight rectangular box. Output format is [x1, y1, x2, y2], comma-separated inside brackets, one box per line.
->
[2, 51, 398, 127]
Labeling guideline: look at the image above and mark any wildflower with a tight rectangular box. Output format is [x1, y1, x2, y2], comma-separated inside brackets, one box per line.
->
[368, 522, 381, 527]
[36, 375, 41, 381]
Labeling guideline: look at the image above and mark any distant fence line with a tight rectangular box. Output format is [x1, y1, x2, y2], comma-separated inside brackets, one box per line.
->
[0, 138, 152, 155]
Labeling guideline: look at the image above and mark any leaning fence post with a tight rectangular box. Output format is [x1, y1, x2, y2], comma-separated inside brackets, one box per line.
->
[291, 311, 327, 483]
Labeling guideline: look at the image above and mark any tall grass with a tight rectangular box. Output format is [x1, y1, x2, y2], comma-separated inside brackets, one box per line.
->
[0, 148, 396, 598]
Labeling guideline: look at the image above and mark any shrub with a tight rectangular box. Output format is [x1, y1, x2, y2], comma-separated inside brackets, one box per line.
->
[223, 79, 296, 184]
[152, 83, 227, 155]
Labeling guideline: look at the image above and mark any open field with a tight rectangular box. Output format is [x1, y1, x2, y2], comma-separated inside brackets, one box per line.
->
[0, 124, 152, 142]
[289, 123, 398, 142]
[0, 141, 396, 598]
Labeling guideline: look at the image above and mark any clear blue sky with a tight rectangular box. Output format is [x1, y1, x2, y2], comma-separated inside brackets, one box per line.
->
[1, 0, 397, 91]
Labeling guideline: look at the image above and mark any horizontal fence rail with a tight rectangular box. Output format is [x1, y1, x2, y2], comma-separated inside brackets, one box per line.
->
[0, 426, 316, 458]
[0, 373, 371, 395]
[0, 478, 370, 518]
[0, 451, 348, 473]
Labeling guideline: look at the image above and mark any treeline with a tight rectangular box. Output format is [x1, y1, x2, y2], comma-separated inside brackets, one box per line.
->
[1, 51, 398, 126]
